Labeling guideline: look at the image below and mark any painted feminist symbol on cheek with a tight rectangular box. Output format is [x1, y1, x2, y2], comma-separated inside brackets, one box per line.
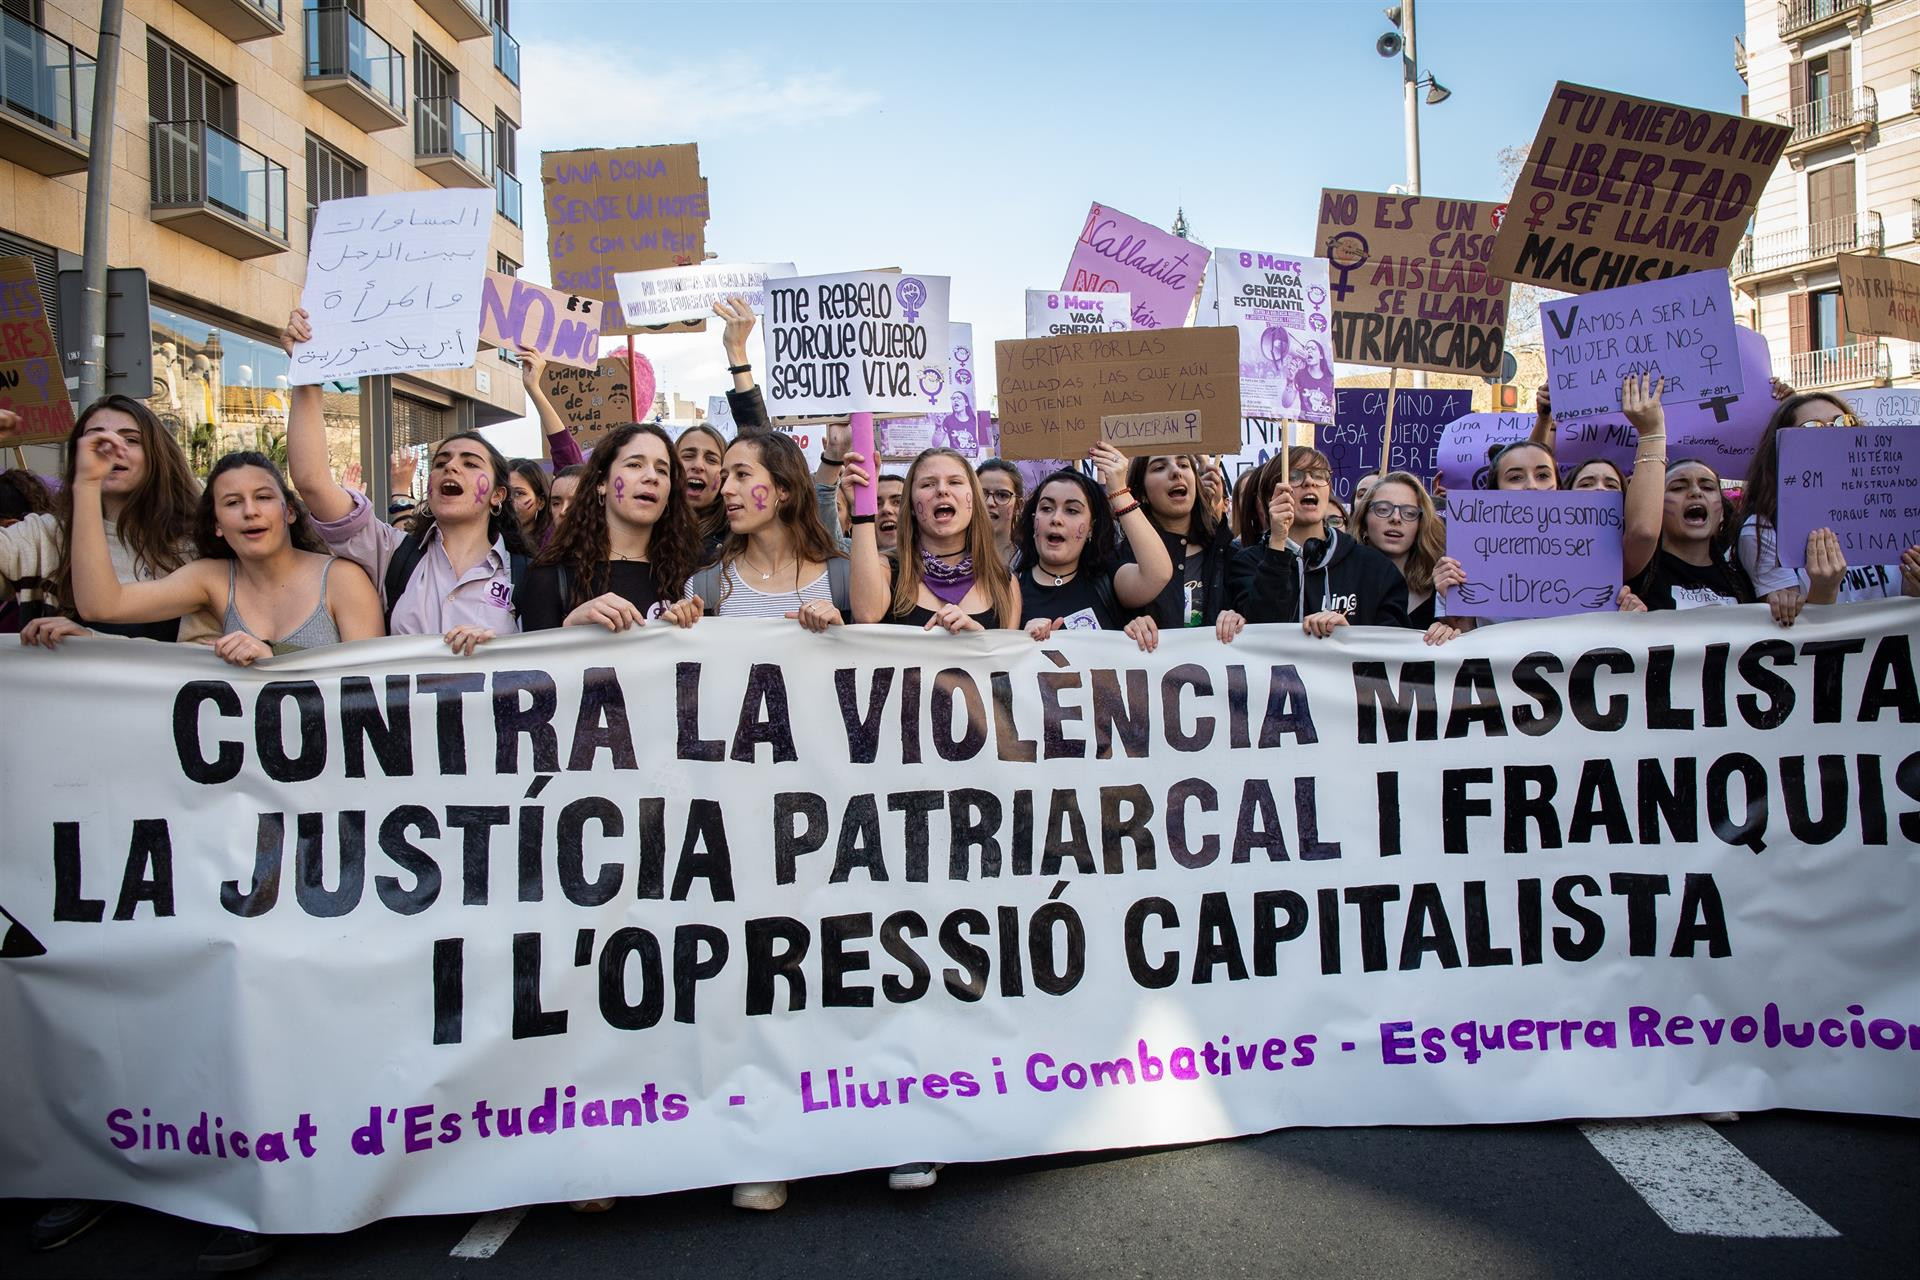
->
[474, 474, 490, 506]
[751, 484, 770, 512]
[613, 475, 626, 502]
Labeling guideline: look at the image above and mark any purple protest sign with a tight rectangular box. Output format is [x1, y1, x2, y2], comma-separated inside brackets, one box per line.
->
[1542, 269, 1742, 420]
[1664, 325, 1776, 482]
[1062, 202, 1210, 331]
[1323, 388, 1476, 505]
[1445, 490, 1625, 619]
[1775, 425, 1920, 568]
[1434, 412, 1536, 491]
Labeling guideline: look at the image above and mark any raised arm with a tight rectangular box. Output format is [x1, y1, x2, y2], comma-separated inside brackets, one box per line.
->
[68, 433, 216, 623]
[1095, 444, 1173, 608]
[1620, 373, 1666, 581]
[1528, 385, 1554, 449]
[520, 349, 585, 469]
[282, 309, 355, 523]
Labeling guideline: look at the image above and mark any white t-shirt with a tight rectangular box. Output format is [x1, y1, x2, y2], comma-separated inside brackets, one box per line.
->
[1737, 516, 1900, 604]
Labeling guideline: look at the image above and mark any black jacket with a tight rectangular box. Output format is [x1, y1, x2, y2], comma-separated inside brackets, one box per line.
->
[1126, 520, 1242, 627]
[1236, 529, 1410, 627]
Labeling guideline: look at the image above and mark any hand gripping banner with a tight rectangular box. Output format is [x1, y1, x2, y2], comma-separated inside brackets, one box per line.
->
[1, 608, 1916, 1231]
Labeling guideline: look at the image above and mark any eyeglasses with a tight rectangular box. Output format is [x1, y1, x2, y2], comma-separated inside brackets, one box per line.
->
[982, 489, 1017, 504]
[1367, 500, 1421, 522]
[1803, 414, 1859, 429]
[1290, 470, 1331, 487]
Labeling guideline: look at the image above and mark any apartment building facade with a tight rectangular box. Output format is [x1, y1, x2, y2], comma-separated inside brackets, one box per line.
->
[1736, 0, 1920, 395]
[0, 0, 527, 499]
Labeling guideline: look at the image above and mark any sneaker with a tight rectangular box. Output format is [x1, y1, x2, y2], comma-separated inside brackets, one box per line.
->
[30, 1201, 110, 1251]
[887, 1162, 943, 1192]
[197, 1229, 276, 1273]
[569, 1198, 617, 1213]
[731, 1181, 788, 1211]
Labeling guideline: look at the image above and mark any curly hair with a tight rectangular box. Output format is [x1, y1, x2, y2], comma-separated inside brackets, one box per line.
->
[52, 395, 199, 617]
[195, 451, 328, 559]
[535, 423, 702, 606]
[0, 468, 53, 522]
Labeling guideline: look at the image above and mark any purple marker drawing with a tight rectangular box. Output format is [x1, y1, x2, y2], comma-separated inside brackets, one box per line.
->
[612, 475, 625, 502]
[750, 483, 769, 512]
[897, 277, 927, 323]
[474, 474, 490, 505]
[22, 359, 49, 400]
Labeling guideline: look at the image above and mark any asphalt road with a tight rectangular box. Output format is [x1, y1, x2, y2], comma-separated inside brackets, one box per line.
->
[3, 1110, 1914, 1279]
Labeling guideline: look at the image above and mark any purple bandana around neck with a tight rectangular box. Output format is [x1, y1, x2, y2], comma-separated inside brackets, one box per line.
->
[921, 551, 976, 605]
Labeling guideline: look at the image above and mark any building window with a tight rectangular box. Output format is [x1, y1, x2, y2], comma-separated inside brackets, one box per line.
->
[147, 35, 235, 130]
[1810, 288, 1851, 352]
[392, 392, 449, 450]
[496, 253, 520, 362]
[304, 133, 365, 247]
[494, 110, 521, 224]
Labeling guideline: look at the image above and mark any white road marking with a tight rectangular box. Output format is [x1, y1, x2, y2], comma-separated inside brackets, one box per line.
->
[1579, 1118, 1840, 1238]
[450, 1207, 530, 1259]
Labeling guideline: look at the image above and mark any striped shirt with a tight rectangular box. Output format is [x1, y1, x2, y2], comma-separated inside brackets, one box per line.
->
[690, 564, 835, 618]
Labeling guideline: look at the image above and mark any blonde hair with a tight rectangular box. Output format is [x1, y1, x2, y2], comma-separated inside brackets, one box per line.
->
[1356, 470, 1445, 596]
[890, 448, 1016, 627]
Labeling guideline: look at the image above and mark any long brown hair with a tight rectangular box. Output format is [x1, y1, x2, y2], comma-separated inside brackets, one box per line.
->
[1740, 391, 1854, 531]
[508, 458, 553, 546]
[678, 423, 730, 544]
[713, 433, 844, 609]
[1356, 470, 1445, 595]
[401, 430, 531, 557]
[195, 451, 328, 559]
[52, 395, 199, 616]
[536, 423, 702, 606]
[1127, 453, 1218, 545]
[890, 448, 1016, 626]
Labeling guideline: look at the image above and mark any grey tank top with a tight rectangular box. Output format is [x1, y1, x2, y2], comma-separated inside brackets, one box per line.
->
[224, 559, 342, 655]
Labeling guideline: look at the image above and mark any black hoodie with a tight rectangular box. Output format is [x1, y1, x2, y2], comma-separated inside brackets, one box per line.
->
[1122, 519, 1242, 627]
[1236, 528, 1410, 627]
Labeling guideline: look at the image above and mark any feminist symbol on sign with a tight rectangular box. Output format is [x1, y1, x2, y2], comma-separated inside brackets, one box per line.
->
[22, 359, 50, 402]
[1524, 192, 1554, 230]
[920, 368, 945, 405]
[1325, 232, 1370, 303]
[1699, 345, 1722, 379]
[896, 277, 928, 323]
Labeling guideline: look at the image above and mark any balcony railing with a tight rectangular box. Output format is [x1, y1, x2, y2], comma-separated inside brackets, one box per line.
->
[1911, 67, 1919, 111]
[304, 3, 406, 130]
[176, 0, 284, 42]
[495, 168, 521, 224]
[1784, 85, 1876, 145]
[1778, 0, 1867, 40]
[0, 9, 94, 172]
[150, 118, 289, 257]
[492, 21, 519, 86]
[1790, 341, 1889, 389]
[414, 94, 493, 187]
[416, 0, 488, 41]
[1735, 210, 1883, 277]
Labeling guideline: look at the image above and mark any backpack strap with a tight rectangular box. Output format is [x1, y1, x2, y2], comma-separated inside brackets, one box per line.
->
[508, 550, 531, 619]
[827, 555, 852, 620]
[381, 529, 433, 632]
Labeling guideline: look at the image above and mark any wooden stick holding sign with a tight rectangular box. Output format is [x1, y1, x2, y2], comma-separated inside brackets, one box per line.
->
[1378, 369, 1401, 477]
[1279, 421, 1291, 487]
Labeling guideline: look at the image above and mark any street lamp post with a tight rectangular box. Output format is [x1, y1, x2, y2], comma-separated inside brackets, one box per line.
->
[1379, 3, 1448, 389]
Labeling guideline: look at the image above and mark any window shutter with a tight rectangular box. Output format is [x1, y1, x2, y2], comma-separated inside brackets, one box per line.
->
[1788, 292, 1810, 356]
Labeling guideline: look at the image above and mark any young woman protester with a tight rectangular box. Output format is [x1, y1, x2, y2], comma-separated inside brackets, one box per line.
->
[976, 458, 1023, 569]
[0, 466, 54, 633]
[1015, 444, 1171, 651]
[549, 463, 587, 525]
[846, 447, 1018, 633]
[1616, 376, 1760, 611]
[1124, 452, 1246, 642]
[1237, 446, 1408, 635]
[283, 309, 532, 654]
[517, 423, 704, 633]
[507, 458, 556, 549]
[69, 445, 381, 663]
[4, 396, 219, 650]
[1352, 470, 1459, 633]
[1737, 392, 1920, 625]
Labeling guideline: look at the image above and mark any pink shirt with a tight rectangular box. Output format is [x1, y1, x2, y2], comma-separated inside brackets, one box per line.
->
[312, 488, 521, 636]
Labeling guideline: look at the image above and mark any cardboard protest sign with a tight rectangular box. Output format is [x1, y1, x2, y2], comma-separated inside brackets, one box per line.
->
[1837, 253, 1920, 344]
[1025, 289, 1133, 337]
[1315, 190, 1510, 378]
[1844, 386, 1920, 428]
[0, 256, 74, 445]
[1490, 82, 1790, 293]
[541, 353, 648, 451]
[542, 144, 708, 328]
[762, 272, 950, 417]
[1446, 490, 1625, 618]
[1062, 203, 1209, 330]
[615, 262, 795, 328]
[994, 328, 1240, 460]
[1776, 425, 1920, 568]
[1322, 388, 1475, 505]
[1203, 250, 1335, 424]
[294, 190, 492, 383]
[477, 271, 602, 369]
[1542, 269, 1741, 419]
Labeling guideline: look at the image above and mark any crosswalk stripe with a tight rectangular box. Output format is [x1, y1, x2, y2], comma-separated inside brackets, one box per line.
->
[449, 1207, 530, 1258]
[1579, 1118, 1840, 1238]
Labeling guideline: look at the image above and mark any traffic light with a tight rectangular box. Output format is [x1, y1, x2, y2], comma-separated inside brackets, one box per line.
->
[1493, 384, 1519, 411]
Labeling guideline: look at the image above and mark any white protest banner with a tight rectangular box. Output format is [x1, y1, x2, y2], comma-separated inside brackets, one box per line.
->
[704, 395, 738, 439]
[294, 190, 492, 383]
[763, 272, 951, 416]
[2, 612, 1917, 1233]
[615, 262, 797, 327]
[477, 271, 603, 369]
[1206, 251, 1336, 424]
[1025, 290, 1133, 337]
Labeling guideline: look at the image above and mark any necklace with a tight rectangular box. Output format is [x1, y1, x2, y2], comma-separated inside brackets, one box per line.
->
[1045, 566, 1077, 588]
[741, 551, 789, 582]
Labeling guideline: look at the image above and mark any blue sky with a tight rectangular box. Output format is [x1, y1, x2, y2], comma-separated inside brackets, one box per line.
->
[490, 0, 1748, 452]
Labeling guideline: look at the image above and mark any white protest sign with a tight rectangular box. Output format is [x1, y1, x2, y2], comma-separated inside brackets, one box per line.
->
[3, 610, 1916, 1231]
[763, 272, 951, 416]
[704, 395, 738, 440]
[1843, 386, 1920, 428]
[293, 190, 492, 383]
[614, 262, 797, 327]
[1025, 290, 1133, 338]
[1206, 251, 1336, 424]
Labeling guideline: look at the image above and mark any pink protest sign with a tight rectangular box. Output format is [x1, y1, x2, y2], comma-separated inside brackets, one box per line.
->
[1775, 425, 1920, 568]
[1062, 203, 1209, 331]
[478, 271, 603, 369]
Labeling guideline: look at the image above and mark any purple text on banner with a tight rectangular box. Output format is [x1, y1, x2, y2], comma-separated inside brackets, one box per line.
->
[1324, 387, 1475, 505]
[1775, 425, 1920, 568]
[1062, 202, 1210, 331]
[1445, 490, 1625, 619]
[1542, 269, 1743, 420]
